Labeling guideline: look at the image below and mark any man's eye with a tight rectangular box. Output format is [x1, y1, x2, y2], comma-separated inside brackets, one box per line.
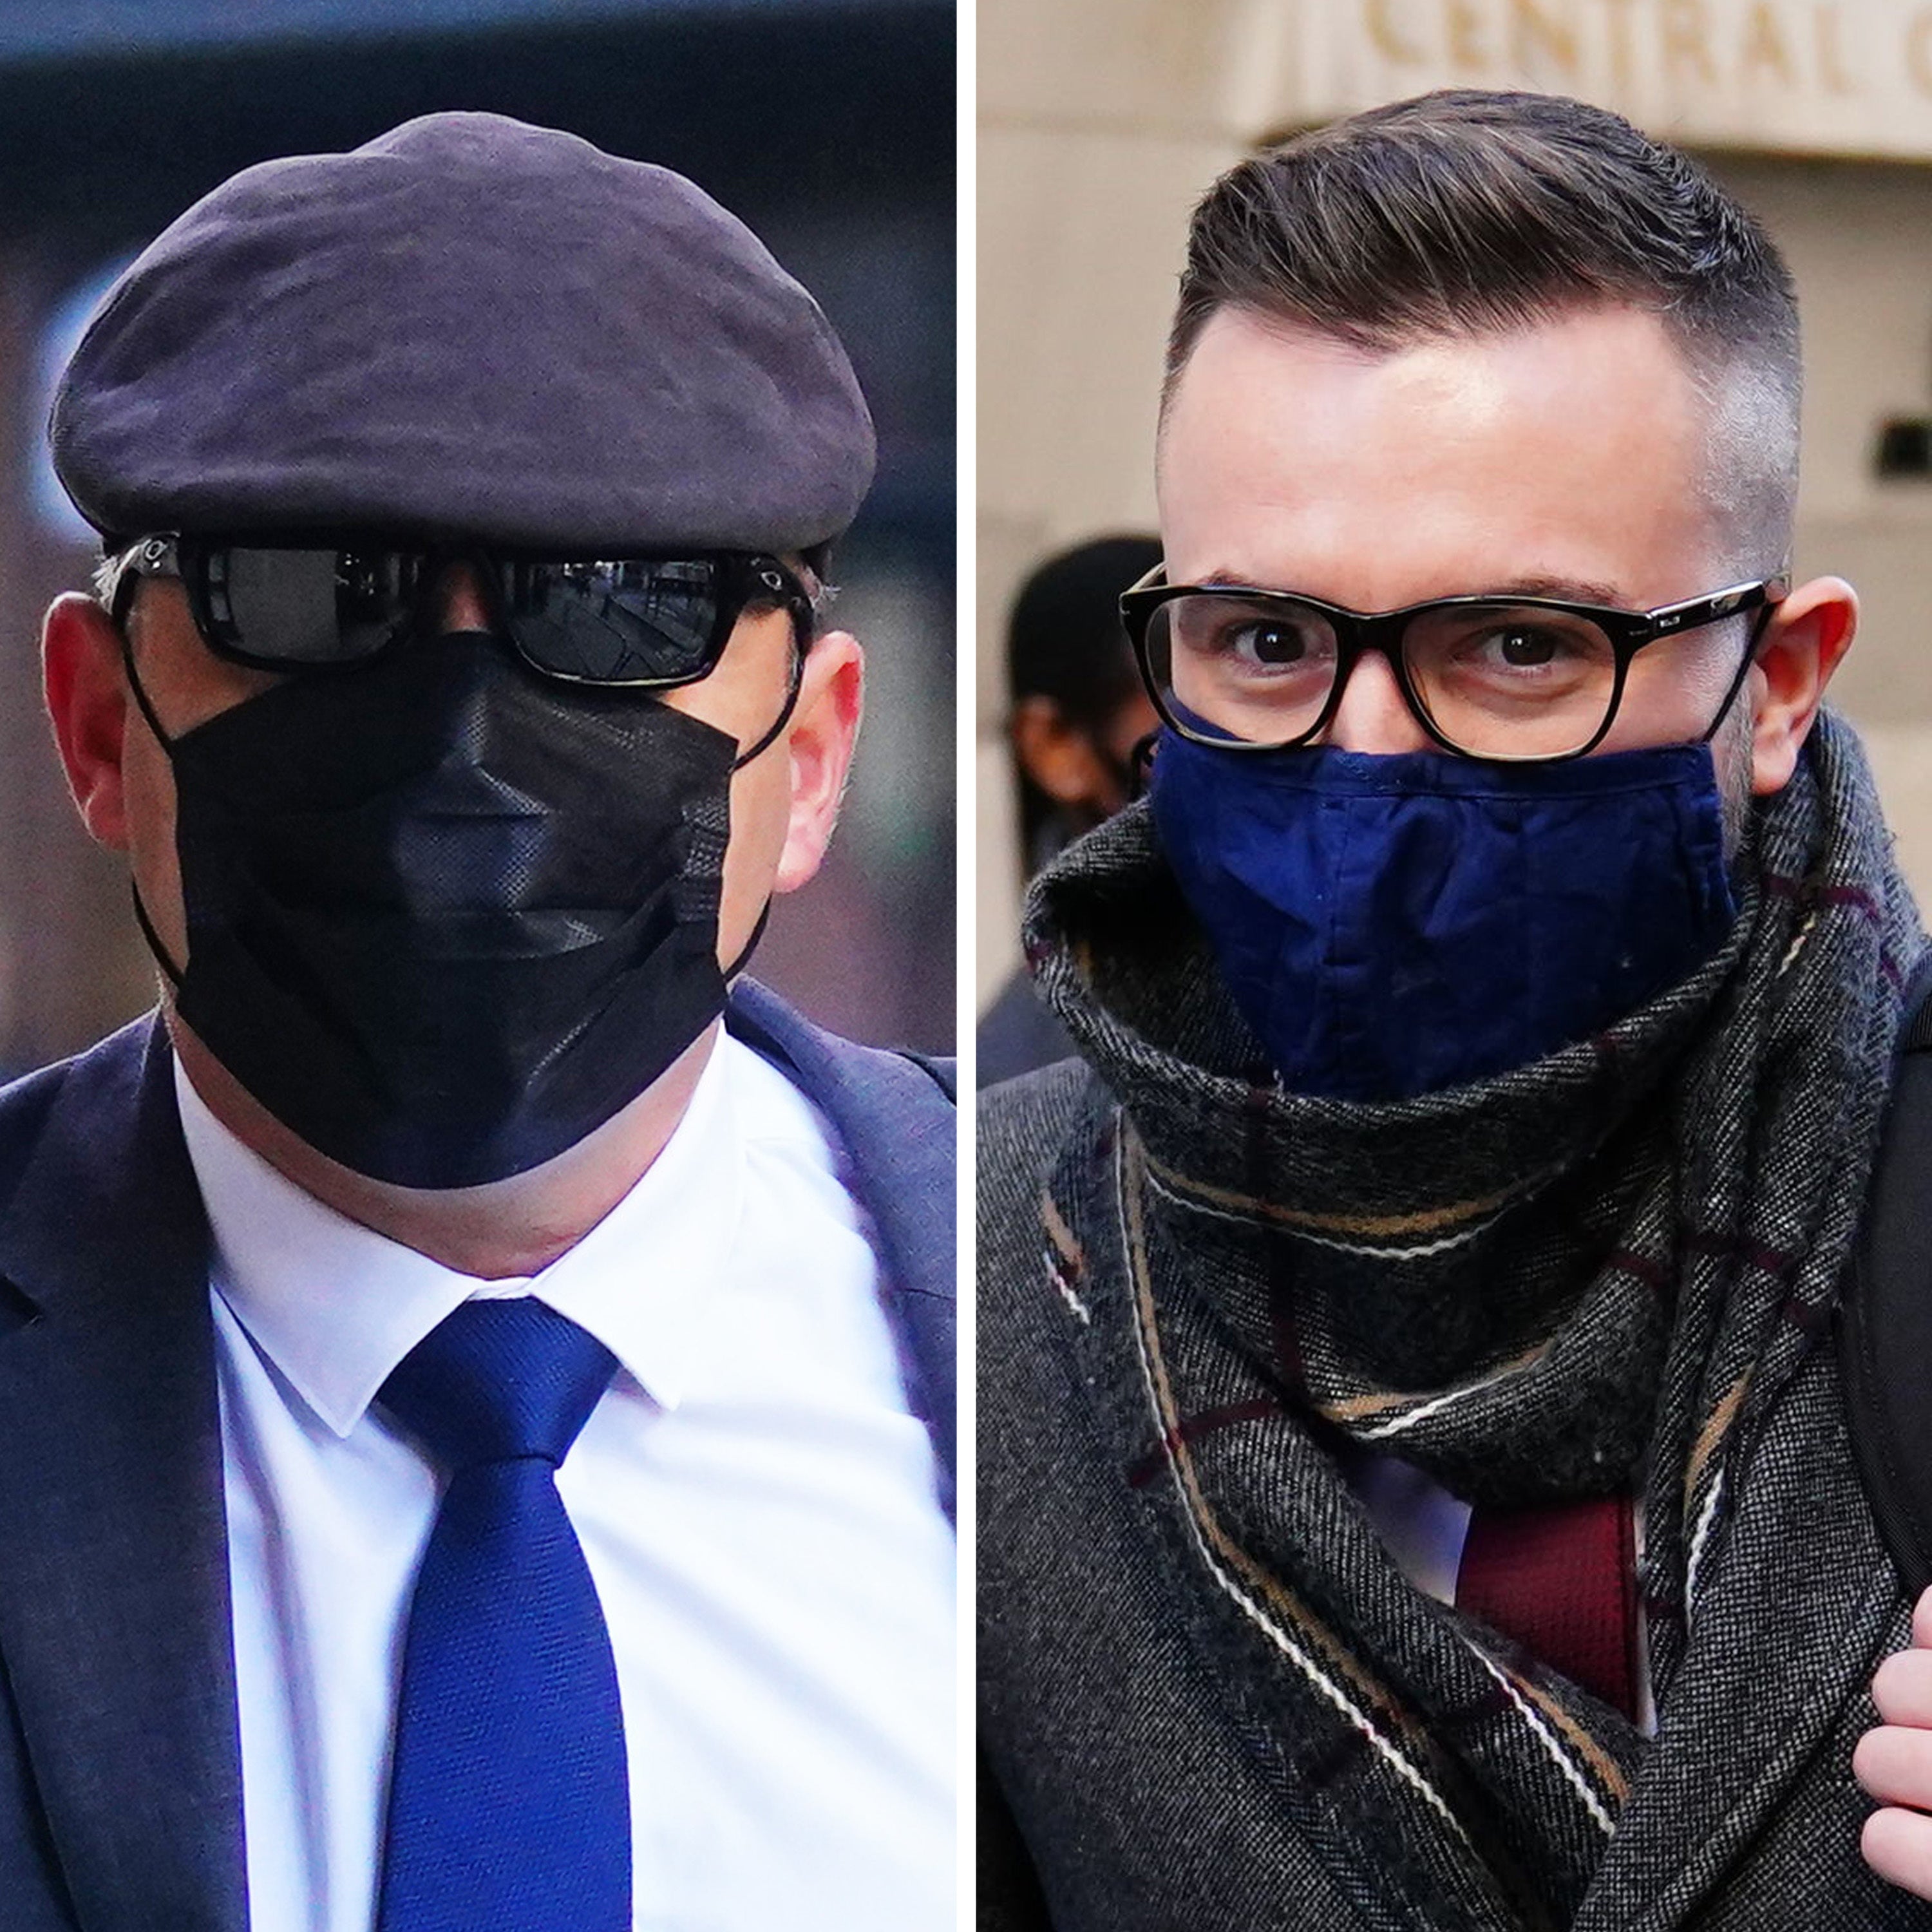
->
[1488, 626, 1562, 668]
[1457, 622, 1595, 673]
[1203, 617, 1333, 676]
[1226, 621, 1310, 666]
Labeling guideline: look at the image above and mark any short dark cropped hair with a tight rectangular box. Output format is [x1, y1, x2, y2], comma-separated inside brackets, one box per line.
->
[1165, 90, 1800, 573]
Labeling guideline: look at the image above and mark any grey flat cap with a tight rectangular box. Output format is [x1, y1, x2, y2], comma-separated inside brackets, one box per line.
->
[51, 112, 875, 554]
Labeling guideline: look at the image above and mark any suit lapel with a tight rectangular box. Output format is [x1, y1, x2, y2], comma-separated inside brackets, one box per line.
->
[0, 990, 951, 1926]
[0, 1018, 244, 1932]
[725, 982, 957, 1515]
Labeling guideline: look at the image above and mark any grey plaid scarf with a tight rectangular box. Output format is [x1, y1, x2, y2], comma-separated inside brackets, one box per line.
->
[1021, 713, 1925, 1927]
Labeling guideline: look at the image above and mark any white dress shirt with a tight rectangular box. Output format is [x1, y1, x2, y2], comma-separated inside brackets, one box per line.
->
[176, 1028, 955, 1932]
[1339, 1446, 1656, 1734]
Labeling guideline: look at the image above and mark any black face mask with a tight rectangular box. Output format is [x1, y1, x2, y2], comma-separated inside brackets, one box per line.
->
[132, 630, 744, 1188]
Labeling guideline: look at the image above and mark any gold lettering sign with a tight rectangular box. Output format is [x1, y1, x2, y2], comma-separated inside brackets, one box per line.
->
[1909, 5, 1932, 93]
[1739, 0, 1798, 80]
[1600, 0, 1645, 86]
[1271, 0, 1932, 158]
[1364, 0, 1427, 62]
[1817, 4, 1857, 91]
[1661, 0, 1719, 83]
[1511, 0, 1584, 74]
[1446, 0, 1490, 63]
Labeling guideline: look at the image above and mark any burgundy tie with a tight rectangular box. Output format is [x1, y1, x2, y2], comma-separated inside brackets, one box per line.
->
[1455, 1493, 1638, 1720]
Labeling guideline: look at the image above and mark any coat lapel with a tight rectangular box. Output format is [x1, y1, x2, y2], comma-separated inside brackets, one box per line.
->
[726, 981, 958, 1515]
[1577, 1349, 1898, 1929]
[0, 1017, 244, 1932]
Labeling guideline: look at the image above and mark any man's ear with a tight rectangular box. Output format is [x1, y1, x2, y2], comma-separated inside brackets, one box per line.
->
[42, 592, 133, 850]
[1751, 574, 1859, 796]
[773, 630, 864, 894]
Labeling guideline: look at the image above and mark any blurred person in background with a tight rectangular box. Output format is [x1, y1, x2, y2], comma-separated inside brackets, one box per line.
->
[978, 534, 1159, 1086]
[980, 90, 1932, 1929]
[0, 113, 953, 1932]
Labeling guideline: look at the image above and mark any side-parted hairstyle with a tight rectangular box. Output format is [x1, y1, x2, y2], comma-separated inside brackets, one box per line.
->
[1166, 90, 1801, 574]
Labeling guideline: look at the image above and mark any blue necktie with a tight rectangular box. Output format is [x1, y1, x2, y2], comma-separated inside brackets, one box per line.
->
[375, 1297, 629, 1932]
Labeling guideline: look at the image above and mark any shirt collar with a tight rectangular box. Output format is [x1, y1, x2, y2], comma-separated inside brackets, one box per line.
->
[174, 1030, 741, 1437]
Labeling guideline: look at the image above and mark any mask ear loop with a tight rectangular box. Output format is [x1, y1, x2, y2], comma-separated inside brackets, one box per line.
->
[718, 622, 809, 980]
[716, 592, 817, 978]
[130, 881, 186, 990]
[115, 618, 184, 759]
[110, 618, 196, 989]
[723, 900, 772, 981]
[1128, 730, 1157, 800]
[729, 626, 810, 770]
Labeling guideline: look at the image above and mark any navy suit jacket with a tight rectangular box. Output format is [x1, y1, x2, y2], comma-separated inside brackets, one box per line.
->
[0, 982, 955, 1931]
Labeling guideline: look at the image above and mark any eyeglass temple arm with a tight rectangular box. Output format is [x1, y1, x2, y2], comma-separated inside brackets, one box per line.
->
[1642, 574, 1789, 641]
[1694, 580, 1790, 744]
[99, 535, 182, 621]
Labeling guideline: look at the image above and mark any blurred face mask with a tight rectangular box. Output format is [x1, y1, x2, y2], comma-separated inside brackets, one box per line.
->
[1147, 734, 1738, 1102]
[128, 630, 747, 1188]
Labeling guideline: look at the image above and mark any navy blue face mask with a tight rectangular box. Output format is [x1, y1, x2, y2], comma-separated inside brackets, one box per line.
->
[1147, 734, 1738, 1101]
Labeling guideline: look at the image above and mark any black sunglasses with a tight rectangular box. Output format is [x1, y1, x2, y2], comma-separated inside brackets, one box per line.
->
[101, 535, 814, 690]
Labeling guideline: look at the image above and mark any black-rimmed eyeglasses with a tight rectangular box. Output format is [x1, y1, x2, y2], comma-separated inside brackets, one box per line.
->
[1118, 568, 1789, 762]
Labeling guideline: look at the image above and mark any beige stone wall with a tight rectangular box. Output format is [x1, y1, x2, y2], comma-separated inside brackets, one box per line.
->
[978, 0, 1243, 998]
[977, 1, 1932, 1006]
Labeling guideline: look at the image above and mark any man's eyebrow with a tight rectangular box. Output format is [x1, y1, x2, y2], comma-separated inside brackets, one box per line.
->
[1487, 574, 1629, 607]
[1187, 568, 1634, 609]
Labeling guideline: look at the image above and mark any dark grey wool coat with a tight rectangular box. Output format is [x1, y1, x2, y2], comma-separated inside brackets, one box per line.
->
[978, 1056, 1932, 1932]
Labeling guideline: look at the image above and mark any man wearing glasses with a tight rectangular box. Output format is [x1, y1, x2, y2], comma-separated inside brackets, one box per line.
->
[980, 90, 1930, 1927]
[0, 115, 954, 1930]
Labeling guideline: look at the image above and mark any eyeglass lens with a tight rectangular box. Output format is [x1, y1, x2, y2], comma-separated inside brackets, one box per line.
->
[209, 545, 421, 666]
[196, 545, 731, 685]
[498, 558, 723, 683]
[1143, 592, 1628, 758]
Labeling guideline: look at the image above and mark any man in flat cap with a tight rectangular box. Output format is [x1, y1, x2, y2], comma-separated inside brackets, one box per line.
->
[0, 113, 953, 1932]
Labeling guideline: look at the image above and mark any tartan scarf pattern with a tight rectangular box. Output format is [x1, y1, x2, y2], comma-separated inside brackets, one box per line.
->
[1021, 714, 1924, 1926]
